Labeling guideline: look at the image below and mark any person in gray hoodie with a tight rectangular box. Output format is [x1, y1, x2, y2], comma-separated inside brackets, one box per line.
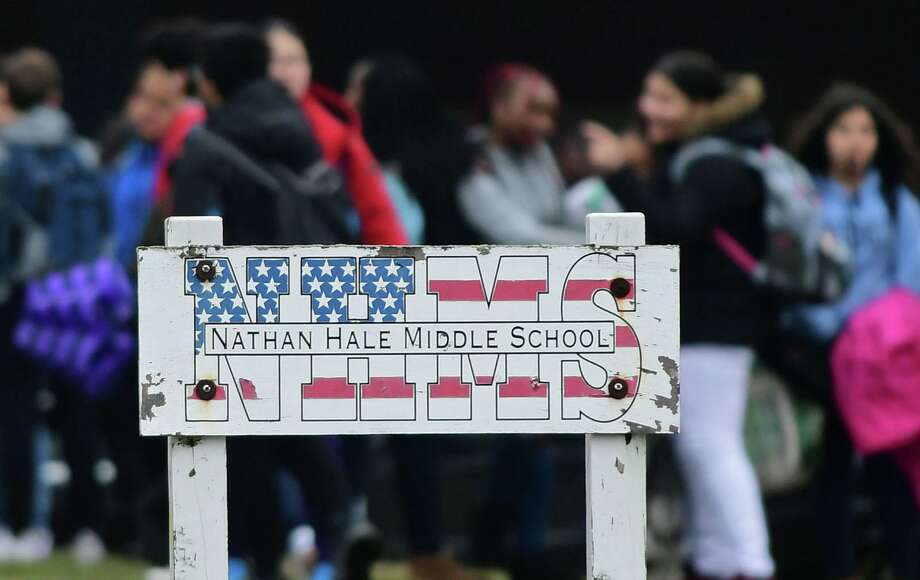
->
[459, 63, 583, 246]
[0, 47, 108, 565]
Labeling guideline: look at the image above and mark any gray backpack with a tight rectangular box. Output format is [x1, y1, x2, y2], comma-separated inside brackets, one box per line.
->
[671, 137, 848, 299]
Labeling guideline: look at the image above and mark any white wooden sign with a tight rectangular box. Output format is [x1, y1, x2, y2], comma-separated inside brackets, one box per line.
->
[141, 213, 678, 580]
[138, 239, 678, 437]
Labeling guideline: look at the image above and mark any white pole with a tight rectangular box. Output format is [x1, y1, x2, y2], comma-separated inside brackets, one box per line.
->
[585, 213, 648, 579]
[164, 217, 228, 579]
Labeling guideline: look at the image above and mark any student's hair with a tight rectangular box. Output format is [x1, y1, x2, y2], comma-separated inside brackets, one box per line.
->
[789, 83, 920, 211]
[141, 19, 205, 96]
[3, 47, 61, 111]
[651, 50, 725, 102]
[359, 55, 474, 208]
[200, 24, 269, 99]
[262, 17, 306, 45]
[478, 62, 548, 122]
[361, 55, 445, 161]
[142, 19, 205, 72]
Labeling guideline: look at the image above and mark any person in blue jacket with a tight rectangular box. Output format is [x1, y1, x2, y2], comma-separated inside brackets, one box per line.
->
[788, 85, 920, 340]
[787, 83, 920, 579]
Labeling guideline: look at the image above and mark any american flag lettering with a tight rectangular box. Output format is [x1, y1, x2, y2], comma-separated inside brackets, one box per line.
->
[301, 258, 356, 323]
[159, 246, 678, 434]
[187, 258, 247, 353]
[359, 258, 415, 322]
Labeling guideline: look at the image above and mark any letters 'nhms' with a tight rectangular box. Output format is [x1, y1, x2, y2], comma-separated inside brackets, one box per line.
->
[139, 244, 678, 436]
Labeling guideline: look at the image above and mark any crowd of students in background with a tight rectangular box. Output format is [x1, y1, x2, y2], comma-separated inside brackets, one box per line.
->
[0, 17, 919, 580]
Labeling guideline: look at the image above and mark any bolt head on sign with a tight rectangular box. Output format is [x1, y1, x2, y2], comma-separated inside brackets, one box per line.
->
[610, 277, 632, 299]
[195, 379, 218, 401]
[137, 244, 679, 436]
[607, 377, 629, 400]
[195, 260, 216, 282]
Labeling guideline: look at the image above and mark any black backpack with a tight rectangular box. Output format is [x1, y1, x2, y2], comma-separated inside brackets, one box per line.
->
[189, 127, 357, 245]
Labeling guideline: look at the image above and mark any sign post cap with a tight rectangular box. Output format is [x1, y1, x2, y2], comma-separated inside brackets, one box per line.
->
[164, 216, 224, 248]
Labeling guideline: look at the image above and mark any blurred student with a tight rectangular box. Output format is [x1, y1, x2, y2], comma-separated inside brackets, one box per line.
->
[95, 22, 206, 566]
[0, 65, 56, 563]
[103, 20, 205, 265]
[459, 63, 582, 244]
[350, 55, 477, 245]
[173, 24, 352, 579]
[0, 72, 14, 127]
[0, 55, 45, 564]
[787, 84, 920, 579]
[105, 24, 204, 268]
[346, 56, 422, 244]
[460, 63, 571, 580]
[0, 47, 110, 565]
[340, 55, 485, 580]
[264, 18, 407, 246]
[551, 117, 622, 227]
[585, 51, 775, 579]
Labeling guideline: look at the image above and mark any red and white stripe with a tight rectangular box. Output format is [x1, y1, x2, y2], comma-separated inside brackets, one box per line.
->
[187, 384, 228, 400]
[360, 356, 415, 420]
[427, 355, 472, 420]
[562, 254, 636, 312]
[223, 357, 281, 420]
[186, 333, 227, 420]
[426, 256, 548, 320]
[561, 253, 641, 420]
[301, 357, 357, 421]
[427, 256, 548, 420]
[497, 354, 549, 420]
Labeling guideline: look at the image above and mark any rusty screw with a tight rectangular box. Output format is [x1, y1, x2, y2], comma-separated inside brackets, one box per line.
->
[195, 379, 218, 401]
[608, 377, 629, 400]
[610, 277, 632, 299]
[195, 260, 216, 282]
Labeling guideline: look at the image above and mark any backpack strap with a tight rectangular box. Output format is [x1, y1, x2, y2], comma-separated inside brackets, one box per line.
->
[712, 227, 757, 274]
[671, 137, 770, 282]
[669, 137, 743, 183]
[189, 127, 343, 201]
[188, 127, 285, 195]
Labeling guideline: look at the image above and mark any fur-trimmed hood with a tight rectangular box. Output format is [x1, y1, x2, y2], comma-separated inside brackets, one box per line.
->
[679, 74, 767, 143]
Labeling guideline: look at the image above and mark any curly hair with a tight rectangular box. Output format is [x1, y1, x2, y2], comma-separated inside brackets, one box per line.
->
[789, 83, 920, 212]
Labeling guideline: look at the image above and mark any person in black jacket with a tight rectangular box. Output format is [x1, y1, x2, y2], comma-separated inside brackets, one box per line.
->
[585, 52, 775, 580]
[172, 25, 351, 579]
[172, 24, 327, 246]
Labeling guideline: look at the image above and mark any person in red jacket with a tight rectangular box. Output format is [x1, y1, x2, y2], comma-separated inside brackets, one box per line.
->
[264, 19, 407, 246]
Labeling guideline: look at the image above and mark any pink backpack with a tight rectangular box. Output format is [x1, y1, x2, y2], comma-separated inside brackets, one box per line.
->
[832, 287, 920, 507]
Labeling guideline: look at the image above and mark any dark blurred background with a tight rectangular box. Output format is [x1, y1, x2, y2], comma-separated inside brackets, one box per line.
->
[0, 3, 915, 578]
[2, 0, 918, 139]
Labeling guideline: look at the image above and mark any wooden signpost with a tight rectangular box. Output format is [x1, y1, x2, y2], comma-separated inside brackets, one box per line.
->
[138, 213, 679, 579]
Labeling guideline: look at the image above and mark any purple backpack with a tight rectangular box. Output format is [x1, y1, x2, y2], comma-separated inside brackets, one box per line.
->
[14, 257, 135, 397]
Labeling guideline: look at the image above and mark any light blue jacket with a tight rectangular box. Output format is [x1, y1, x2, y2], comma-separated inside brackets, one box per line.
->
[790, 170, 920, 339]
[382, 168, 425, 245]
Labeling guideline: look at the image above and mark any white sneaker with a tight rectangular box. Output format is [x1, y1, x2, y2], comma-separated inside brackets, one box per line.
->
[280, 525, 318, 579]
[288, 524, 316, 558]
[71, 528, 106, 565]
[14, 526, 53, 563]
[0, 527, 16, 563]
